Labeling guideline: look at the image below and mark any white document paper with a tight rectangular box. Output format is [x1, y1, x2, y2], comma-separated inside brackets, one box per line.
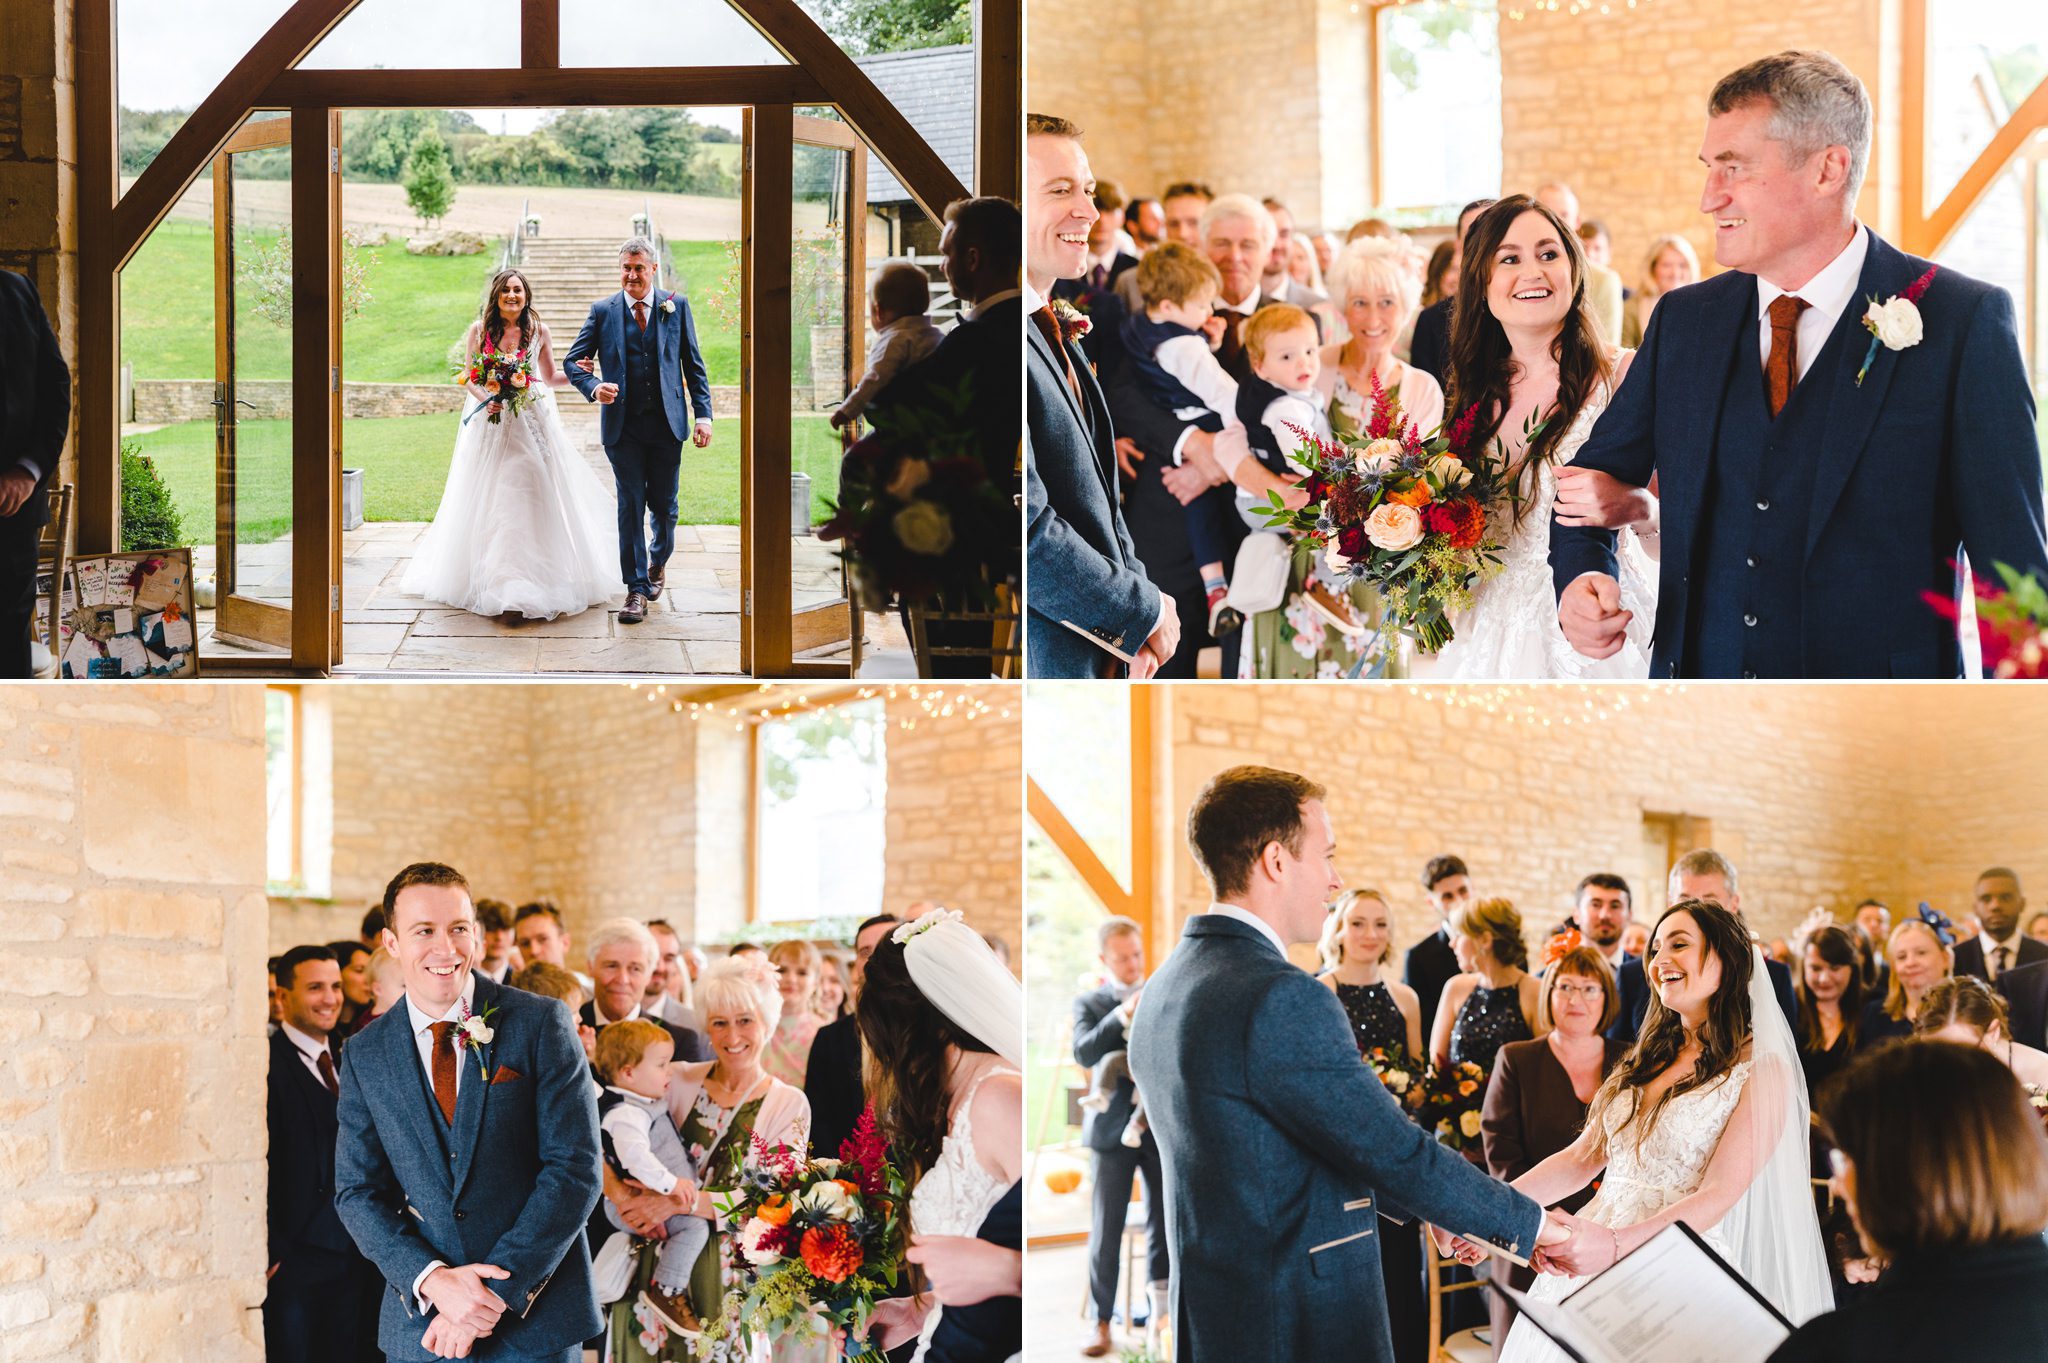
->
[1496, 1224, 1792, 1363]
[112, 608, 135, 634]
[161, 616, 195, 650]
[109, 634, 149, 676]
[75, 560, 107, 604]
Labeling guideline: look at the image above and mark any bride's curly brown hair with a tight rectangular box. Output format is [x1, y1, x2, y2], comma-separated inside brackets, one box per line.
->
[1443, 194, 1613, 526]
[1588, 898, 1755, 1148]
[855, 932, 998, 1202]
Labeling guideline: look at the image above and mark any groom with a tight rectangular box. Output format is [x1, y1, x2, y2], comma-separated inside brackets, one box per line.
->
[1551, 50, 2048, 678]
[1128, 765, 1581, 1361]
[564, 238, 714, 625]
[335, 862, 602, 1362]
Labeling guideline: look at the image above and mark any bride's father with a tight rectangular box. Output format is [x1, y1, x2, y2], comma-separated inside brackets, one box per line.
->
[564, 239, 714, 625]
[1128, 766, 1570, 1361]
[335, 863, 602, 1362]
[1552, 50, 2048, 678]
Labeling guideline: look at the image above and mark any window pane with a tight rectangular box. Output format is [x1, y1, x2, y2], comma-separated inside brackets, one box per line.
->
[1024, 683, 1129, 885]
[1379, 0, 1501, 215]
[1923, 5, 2048, 215]
[118, 0, 296, 193]
[1023, 828, 1107, 1238]
[560, 0, 790, 66]
[265, 687, 295, 886]
[298, 0, 523, 68]
[755, 701, 887, 921]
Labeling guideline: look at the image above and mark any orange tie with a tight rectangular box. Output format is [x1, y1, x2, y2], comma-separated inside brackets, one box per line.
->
[634, 301, 648, 332]
[429, 1021, 458, 1123]
[1032, 305, 1084, 409]
[1765, 295, 1809, 419]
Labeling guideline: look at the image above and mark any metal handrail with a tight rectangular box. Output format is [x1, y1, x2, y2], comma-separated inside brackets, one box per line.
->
[502, 196, 529, 270]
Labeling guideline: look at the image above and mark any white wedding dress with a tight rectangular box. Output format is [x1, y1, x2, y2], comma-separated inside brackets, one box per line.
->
[906, 1065, 1018, 1363]
[401, 379, 619, 619]
[1417, 387, 1657, 679]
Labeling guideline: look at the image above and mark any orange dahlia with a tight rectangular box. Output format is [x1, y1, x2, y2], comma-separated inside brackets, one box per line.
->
[1388, 481, 1434, 509]
[800, 1224, 866, 1283]
[756, 1194, 793, 1227]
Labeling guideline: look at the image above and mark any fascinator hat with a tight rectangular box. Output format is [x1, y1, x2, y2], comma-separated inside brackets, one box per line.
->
[892, 908, 1024, 1068]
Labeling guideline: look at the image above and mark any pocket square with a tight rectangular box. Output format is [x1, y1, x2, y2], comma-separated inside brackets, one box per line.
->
[490, 1067, 524, 1086]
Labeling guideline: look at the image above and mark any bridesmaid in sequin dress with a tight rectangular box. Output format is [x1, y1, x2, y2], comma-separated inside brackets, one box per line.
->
[1316, 888, 1428, 1363]
[1429, 897, 1538, 1073]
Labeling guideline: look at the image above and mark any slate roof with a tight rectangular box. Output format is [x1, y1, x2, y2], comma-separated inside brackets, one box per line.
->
[852, 44, 976, 207]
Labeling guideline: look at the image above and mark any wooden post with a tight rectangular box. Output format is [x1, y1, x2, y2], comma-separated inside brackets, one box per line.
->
[521, 0, 559, 68]
[75, 0, 118, 552]
[975, 0, 1021, 199]
[290, 107, 336, 673]
[747, 106, 795, 676]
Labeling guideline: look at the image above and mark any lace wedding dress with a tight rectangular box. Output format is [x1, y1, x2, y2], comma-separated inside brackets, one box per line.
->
[906, 1065, 1018, 1363]
[401, 381, 619, 619]
[1418, 389, 1656, 679]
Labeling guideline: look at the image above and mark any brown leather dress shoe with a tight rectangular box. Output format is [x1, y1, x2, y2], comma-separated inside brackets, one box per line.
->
[1080, 1321, 1115, 1357]
[647, 566, 665, 601]
[640, 1284, 700, 1334]
[619, 592, 649, 624]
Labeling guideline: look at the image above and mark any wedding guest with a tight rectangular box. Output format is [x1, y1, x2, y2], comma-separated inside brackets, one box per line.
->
[593, 1019, 708, 1334]
[884, 195, 1022, 475]
[266, 944, 381, 1363]
[1611, 850, 1799, 1041]
[1407, 854, 1472, 1041]
[1318, 889, 1428, 1362]
[325, 940, 374, 1034]
[582, 917, 711, 1062]
[1534, 182, 1622, 345]
[1025, 113, 1175, 680]
[764, 938, 825, 1086]
[1260, 197, 1328, 322]
[357, 907, 383, 950]
[507, 960, 592, 1061]
[1159, 181, 1213, 247]
[1408, 198, 1495, 386]
[1797, 925, 1865, 1095]
[1319, 236, 1446, 438]
[1480, 945, 1625, 1359]
[729, 941, 766, 960]
[1126, 196, 1165, 252]
[1956, 867, 2048, 983]
[1073, 915, 1167, 1358]
[1622, 233, 1700, 349]
[829, 262, 943, 432]
[804, 913, 901, 1158]
[1317, 889, 1424, 1058]
[1431, 897, 1538, 1072]
[1575, 219, 1615, 272]
[1346, 217, 1397, 242]
[682, 944, 707, 981]
[0, 270, 68, 678]
[474, 898, 518, 983]
[1421, 238, 1457, 310]
[599, 956, 811, 1361]
[642, 918, 699, 1033]
[818, 951, 853, 1021]
[1568, 873, 1633, 970]
[1913, 976, 2048, 1091]
[2030, 911, 2048, 945]
[1618, 921, 1649, 959]
[1766, 1042, 2048, 1362]
[1859, 918, 1954, 1046]
[516, 900, 593, 991]
[1853, 899, 1892, 996]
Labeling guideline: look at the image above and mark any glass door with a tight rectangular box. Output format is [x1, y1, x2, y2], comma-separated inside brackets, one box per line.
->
[209, 114, 295, 653]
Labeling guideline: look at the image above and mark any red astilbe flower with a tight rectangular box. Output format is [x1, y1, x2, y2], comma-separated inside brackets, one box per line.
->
[1422, 497, 1486, 550]
[1283, 422, 1349, 472]
[1442, 402, 1481, 458]
[799, 1224, 866, 1283]
[837, 1103, 891, 1196]
[750, 1131, 806, 1181]
[1903, 264, 1938, 305]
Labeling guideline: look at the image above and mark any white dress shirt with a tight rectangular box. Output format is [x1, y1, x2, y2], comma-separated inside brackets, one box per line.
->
[1206, 902, 1288, 958]
[405, 974, 478, 1313]
[1756, 224, 1869, 384]
[1153, 334, 1242, 437]
[279, 1020, 337, 1090]
[1979, 929, 2026, 980]
[599, 1087, 684, 1195]
[966, 287, 1020, 324]
[833, 314, 943, 422]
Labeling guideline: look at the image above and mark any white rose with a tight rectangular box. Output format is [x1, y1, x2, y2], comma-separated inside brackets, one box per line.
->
[1459, 1109, 1483, 1140]
[1363, 502, 1424, 552]
[1384, 1071, 1409, 1095]
[1865, 296, 1923, 350]
[892, 502, 955, 556]
[1354, 437, 1404, 476]
[1323, 543, 1353, 575]
[460, 1017, 494, 1045]
[810, 1158, 843, 1177]
[738, 1217, 783, 1266]
[798, 1180, 856, 1220]
[1427, 454, 1472, 490]
[885, 458, 931, 500]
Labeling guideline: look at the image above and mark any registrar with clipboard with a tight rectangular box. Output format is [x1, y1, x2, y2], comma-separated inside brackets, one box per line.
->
[1491, 1222, 1795, 1363]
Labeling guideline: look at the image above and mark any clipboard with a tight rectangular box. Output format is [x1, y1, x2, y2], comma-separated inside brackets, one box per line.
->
[1488, 1223, 1792, 1363]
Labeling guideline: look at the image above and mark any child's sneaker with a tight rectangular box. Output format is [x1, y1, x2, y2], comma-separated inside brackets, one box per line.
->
[1302, 581, 1366, 636]
[1206, 586, 1242, 638]
[641, 1284, 700, 1334]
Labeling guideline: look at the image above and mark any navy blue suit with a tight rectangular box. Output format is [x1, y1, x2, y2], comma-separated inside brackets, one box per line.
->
[334, 975, 602, 1362]
[267, 1029, 381, 1363]
[563, 289, 713, 598]
[0, 271, 68, 677]
[1072, 983, 1168, 1325]
[1128, 914, 1543, 1362]
[1551, 228, 2047, 677]
[1997, 959, 2048, 1050]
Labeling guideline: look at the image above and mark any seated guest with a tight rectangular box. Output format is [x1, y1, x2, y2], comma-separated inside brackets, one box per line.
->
[1125, 196, 1164, 253]
[1797, 924, 1865, 1094]
[1430, 897, 1538, 1072]
[2030, 910, 2048, 945]
[764, 938, 825, 1087]
[829, 262, 943, 434]
[804, 914, 901, 1158]
[516, 899, 593, 991]
[582, 917, 711, 1062]
[339, 944, 403, 1038]
[1955, 866, 2048, 983]
[1404, 199, 1492, 388]
[1481, 943, 1625, 1359]
[1859, 917, 1954, 1046]
[473, 898, 519, 983]
[1623, 233, 1700, 349]
[357, 906, 382, 951]
[817, 950, 853, 1022]
[1913, 975, 2048, 1092]
[1854, 899, 1892, 996]
[266, 944, 381, 1363]
[1765, 1041, 2048, 1362]
[1406, 853, 1472, 1043]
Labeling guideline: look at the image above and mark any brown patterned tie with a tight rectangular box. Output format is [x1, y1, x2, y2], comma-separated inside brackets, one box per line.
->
[1765, 294, 1809, 419]
[429, 1021, 458, 1123]
[1032, 305, 1084, 409]
[1215, 309, 1246, 374]
[634, 300, 648, 333]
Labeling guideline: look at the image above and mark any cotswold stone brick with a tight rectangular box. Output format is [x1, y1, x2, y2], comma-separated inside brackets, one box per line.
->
[77, 889, 224, 946]
[0, 1193, 95, 1240]
[59, 1043, 192, 1173]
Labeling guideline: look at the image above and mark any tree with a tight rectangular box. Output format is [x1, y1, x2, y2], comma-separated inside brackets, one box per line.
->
[816, 0, 970, 54]
[403, 129, 455, 229]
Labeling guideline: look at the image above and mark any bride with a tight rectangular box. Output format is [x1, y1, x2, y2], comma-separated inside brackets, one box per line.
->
[1419, 195, 1657, 679]
[1489, 899, 1834, 1363]
[402, 269, 618, 621]
[851, 909, 1022, 1361]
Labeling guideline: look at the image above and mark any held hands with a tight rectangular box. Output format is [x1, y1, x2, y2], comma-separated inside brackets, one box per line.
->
[1553, 466, 1654, 530]
[1557, 573, 1631, 660]
[614, 1177, 674, 1238]
[1429, 1226, 1488, 1266]
[1531, 1211, 1619, 1277]
[420, 1263, 511, 1335]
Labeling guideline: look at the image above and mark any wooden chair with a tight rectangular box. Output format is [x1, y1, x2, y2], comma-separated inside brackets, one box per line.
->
[31, 483, 73, 677]
[905, 588, 1022, 679]
[1424, 1223, 1493, 1361]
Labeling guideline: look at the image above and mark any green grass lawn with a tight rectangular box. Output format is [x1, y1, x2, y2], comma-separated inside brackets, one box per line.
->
[132, 412, 845, 545]
[122, 219, 748, 386]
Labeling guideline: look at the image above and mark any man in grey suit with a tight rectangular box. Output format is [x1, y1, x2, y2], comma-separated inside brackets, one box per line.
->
[1129, 766, 1583, 1362]
[1024, 113, 1178, 678]
[335, 862, 602, 1363]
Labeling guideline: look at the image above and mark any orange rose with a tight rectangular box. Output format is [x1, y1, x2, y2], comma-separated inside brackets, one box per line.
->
[1388, 482, 1434, 509]
[756, 1194, 793, 1227]
[1457, 1079, 1477, 1097]
[800, 1224, 866, 1283]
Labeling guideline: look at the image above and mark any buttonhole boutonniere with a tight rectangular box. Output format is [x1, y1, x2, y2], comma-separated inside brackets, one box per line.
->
[457, 1000, 498, 1079]
[1856, 264, 1936, 386]
[1049, 297, 1090, 346]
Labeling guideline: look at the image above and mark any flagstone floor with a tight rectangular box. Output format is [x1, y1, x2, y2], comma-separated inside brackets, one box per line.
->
[187, 416, 908, 676]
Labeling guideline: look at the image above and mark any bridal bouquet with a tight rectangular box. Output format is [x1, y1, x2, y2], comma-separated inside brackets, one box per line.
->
[1261, 371, 1512, 655]
[696, 1104, 907, 1363]
[1363, 1046, 1428, 1118]
[454, 340, 538, 425]
[1924, 561, 2048, 679]
[1415, 1059, 1489, 1155]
